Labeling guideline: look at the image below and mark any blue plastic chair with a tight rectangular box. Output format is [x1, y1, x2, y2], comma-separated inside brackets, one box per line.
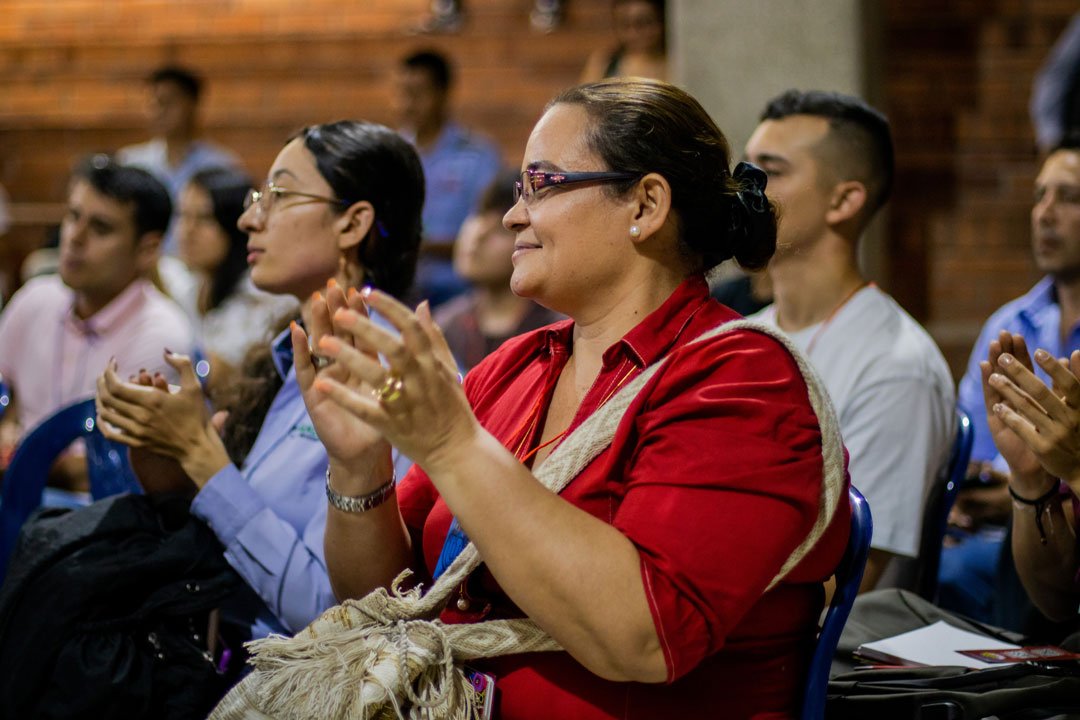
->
[912, 408, 974, 601]
[801, 486, 873, 720]
[0, 398, 140, 577]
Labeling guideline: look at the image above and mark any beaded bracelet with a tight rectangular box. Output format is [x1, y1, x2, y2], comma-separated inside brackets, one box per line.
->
[325, 466, 396, 513]
[1008, 481, 1062, 545]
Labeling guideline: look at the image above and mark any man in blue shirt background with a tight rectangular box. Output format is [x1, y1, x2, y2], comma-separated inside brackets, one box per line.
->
[395, 49, 503, 307]
[118, 65, 239, 256]
[942, 138, 1080, 636]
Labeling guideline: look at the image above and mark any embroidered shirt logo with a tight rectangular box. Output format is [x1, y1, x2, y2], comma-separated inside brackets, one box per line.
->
[289, 422, 320, 441]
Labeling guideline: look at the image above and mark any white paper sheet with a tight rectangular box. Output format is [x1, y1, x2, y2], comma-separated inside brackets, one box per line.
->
[856, 620, 1021, 669]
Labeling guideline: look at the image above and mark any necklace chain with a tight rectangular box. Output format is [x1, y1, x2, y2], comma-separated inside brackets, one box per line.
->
[513, 362, 637, 465]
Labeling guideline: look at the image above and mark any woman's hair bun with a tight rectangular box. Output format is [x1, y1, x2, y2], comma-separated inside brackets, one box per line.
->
[726, 161, 776, 271]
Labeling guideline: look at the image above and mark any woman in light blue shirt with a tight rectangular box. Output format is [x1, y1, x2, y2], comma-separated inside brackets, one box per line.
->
[96, 120, 424, 640]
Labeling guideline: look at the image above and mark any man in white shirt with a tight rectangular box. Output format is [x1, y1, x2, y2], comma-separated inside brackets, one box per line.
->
[747, 90, 955, 590]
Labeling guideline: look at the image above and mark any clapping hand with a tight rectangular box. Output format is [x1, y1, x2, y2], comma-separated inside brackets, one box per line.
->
[985, 332, 1080, 496]
[119, 369, 198, 497]
[96, 352, 230, 487]
[306, 286, 473, 475]
[290, 281, 393, 478]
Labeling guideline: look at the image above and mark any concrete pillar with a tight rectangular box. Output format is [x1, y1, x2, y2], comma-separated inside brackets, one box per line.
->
[671, 0, 886, 284]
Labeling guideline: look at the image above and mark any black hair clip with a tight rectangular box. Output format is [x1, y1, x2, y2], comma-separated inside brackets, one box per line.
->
[733, 161, 768, 215]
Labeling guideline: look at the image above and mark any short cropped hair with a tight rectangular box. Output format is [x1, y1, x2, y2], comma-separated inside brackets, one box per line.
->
[148, 65, 203, 102]
[761, 89, 894, 215]
[401, 50, 453, 93]
[72, 155, 173, 238]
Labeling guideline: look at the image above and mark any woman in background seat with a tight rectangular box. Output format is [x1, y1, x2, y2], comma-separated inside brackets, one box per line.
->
[173, 166, 298, 390]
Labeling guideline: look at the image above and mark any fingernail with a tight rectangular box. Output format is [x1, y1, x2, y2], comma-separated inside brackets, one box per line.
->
[999, 354, 1013, 366]
[318, 336, 341, 353]
[163, 347, 173, 356]
[138, 368, 146, 374]
[1035, 349, 1049, 361]
[333, 308, 352, 323]
[347, 287, 360, 300]
[989, 372, 1004, 385]
[993, 403, 1005, 414]
[361, 286, 373, 298]
[327, 278, 339, 289]
[312, 291, 323, 303]
[290, 320, 299, 331]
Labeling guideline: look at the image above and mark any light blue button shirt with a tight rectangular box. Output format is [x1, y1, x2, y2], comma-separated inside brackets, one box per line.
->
[191, 316, 410, 639]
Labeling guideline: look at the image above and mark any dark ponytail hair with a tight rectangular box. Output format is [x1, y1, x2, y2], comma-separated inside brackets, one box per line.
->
[292, 121, 425, 299]
[550, 78, 777, 271]
[187, 167, 253, 312]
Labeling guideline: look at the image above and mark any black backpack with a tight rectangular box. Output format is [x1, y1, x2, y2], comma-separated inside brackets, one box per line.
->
[828, 589, 1080, 719]
[0, 492, 243, 719]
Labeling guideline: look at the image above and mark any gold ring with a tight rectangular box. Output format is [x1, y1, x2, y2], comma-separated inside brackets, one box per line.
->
[373, 374, 404, 405]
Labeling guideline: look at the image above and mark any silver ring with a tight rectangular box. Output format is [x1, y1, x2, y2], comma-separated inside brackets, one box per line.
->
[311, 353, 334, 370]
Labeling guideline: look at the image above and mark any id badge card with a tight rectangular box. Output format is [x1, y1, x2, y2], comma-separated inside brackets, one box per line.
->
[464, 667, 496, 720]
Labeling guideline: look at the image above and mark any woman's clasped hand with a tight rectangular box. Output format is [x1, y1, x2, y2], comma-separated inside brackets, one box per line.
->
[95, 350, 231, 489]
[294, 283, 470, 475]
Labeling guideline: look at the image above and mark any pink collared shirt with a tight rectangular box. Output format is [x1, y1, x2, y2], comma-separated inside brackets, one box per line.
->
[0, 275, 194, 435]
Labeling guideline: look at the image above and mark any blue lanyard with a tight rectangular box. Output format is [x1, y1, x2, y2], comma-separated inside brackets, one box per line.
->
[432, 517, 470, 580]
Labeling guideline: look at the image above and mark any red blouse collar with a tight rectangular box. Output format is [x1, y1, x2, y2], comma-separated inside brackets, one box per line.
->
[537, 274, 715, 370]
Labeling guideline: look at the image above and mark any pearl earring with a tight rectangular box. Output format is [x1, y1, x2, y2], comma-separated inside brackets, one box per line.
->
[629, 225, 641, 238]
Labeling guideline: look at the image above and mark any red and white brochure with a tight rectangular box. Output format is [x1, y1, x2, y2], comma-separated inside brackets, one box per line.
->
[955, 646, 1080, 664]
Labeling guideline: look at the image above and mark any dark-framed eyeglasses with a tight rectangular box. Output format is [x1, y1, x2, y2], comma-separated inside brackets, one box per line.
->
[243, 181, 346, 218]
[513, 169, 640, 205]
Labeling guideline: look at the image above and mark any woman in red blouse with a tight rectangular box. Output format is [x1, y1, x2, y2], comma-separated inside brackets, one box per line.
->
[293, 79, 851, 719]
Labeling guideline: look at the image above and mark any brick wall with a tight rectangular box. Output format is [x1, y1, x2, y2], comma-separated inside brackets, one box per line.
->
[0, 0, 611, 299]
[883, 0, 1076, 376]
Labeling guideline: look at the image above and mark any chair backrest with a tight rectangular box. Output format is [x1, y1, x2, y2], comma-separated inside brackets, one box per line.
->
[801, 485, 873, 720]
[911, 408, 974, 601]
[0, 398, 140, 577]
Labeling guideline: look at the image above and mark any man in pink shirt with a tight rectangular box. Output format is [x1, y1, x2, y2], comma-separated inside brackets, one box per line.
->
[0, 155, 194, 481]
